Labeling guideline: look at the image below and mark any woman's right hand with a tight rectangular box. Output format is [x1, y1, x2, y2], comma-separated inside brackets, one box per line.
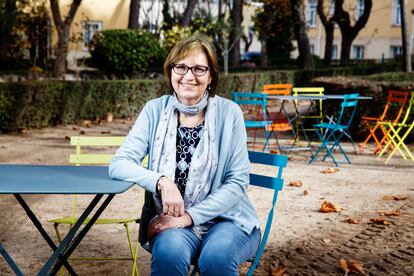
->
[157, 176, 185, 217]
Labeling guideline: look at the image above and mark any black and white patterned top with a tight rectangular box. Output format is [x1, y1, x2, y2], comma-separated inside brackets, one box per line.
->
[175, 122, 204, 196]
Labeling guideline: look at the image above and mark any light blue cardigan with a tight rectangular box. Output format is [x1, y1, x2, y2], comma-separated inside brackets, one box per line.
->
[109, 95, 261, 234]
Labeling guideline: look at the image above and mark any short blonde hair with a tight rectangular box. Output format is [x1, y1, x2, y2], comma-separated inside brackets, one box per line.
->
[163, 35, 219, 96]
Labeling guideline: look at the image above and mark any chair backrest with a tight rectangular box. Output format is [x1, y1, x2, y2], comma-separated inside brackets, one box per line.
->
[293, 87, 325, 117]
[337, 93, 360, 127]
[232, 92, 269, 122]
[382, 90, 410, 123]
[262, 84, 293, 95]
[396, 91, 414, 126]
[247, 151, 288, 276]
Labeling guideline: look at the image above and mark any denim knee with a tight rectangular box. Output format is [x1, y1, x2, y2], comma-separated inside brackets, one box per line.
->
[151, 229, 193, 276]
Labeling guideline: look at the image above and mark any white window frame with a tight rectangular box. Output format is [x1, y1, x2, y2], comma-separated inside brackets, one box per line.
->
[83, 21, 103, 50]
[353, 45, 364, 59]
[356, 0, 364, 20]
[307, 0, 317, 28]
[392, 0, 401, 26]
[332, 44, 338, 59]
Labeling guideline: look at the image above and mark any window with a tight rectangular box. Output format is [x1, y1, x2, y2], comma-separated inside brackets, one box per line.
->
[390, 46, 403, 58]
[353, 45, 364, 59]
[307, 0, 317, 27]
[83, 21, 103, 48]
[328, 0, 335, 16]
[332, 45, 338, 59]
[356, 0, 364, 19]
[392, 0, 401, 26]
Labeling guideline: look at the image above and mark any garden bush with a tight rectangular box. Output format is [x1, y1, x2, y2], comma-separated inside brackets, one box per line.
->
[89, 30, 167, 77]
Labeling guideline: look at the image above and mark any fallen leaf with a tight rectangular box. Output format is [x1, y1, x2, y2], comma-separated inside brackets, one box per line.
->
[383, 195, 407, 201]
[370, 217, 390, 225]
[342, 218, 361, 224]
[72, 126, 80, 131]
[379, 210, 401, 216]
[288, 156, 295, 161]
[106, 112, 113, 122]
[64, 136, 70, 141]
[270, 149, 279, 154]
[322, 238, 331, 244]
[289, 181, 303, 187]
[348, 259, 365, 274]
[358, 143, 365, 149]
[101, 130, 112, 134]
[269, 266, 287, 276]
[339, 258, 350, 274]
[320, 167, 339, 174]
[83, 120, 92, 128]
[80, 130, 85, 135]
[320, 201, 342, 213]
[303, 190, 309, 196]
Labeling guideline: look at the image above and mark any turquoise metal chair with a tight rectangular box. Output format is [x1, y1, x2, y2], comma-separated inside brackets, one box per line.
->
[309, 93, 360, 166]
[233, 92, 273, 151]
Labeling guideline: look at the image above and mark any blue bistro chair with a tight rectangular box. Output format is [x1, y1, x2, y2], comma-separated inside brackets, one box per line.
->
[232, 92, 273, 151]
[141, 151, 288, 276]
[309, 93, 360, 166]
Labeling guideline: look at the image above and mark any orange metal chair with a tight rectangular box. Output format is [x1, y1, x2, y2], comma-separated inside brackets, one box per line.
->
[361, 90, 409, 151]
[261, 84, 295, 152]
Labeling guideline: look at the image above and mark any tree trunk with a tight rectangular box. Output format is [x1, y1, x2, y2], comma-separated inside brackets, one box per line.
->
[400, 0, 412, 72]
[50, 0, 82, 78]
[181, 0, 197, 27]
[229, 0, 243, 68]
[334, 0, 372, 66]
[291, 0, 315, 69]
[0, 0, 17, 59]
[128, 0, 141, 29]
[317, 0, 335, 65]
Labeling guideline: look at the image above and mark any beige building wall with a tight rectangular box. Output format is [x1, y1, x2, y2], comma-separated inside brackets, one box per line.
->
[304, 0, 414, 60]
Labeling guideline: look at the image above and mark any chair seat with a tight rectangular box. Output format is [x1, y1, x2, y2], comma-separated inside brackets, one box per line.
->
[266, 123, 292, 131]
[315, 122, 347, 130]
[48, 216, 139, 225]
[361, 116, 380, 121]
[245, 120, 272, 128]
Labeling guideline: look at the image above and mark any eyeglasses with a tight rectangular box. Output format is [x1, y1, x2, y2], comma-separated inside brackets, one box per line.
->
[171, 63, 209, 77]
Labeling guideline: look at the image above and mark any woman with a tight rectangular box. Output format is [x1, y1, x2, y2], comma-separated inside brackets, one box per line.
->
[109, 35, 261, 275]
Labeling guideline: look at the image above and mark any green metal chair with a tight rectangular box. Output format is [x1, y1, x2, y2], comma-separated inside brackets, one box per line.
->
[309, 93, 360, 166]
[48, 136, 145, 275]
[378, 92, 414, 164]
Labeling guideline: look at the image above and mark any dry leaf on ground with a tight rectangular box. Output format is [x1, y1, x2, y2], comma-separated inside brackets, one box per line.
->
[288, 156, 295, 161]
[303, 190, 309, 196]
[379, 210, 401, 216]
[339, 258, 350, 273]
[101, 130, 112, 134]
[342, 218, 361, 224]
[383, 195, 408, 201]
[288, 181, 303, 187]
[107, 112, 113, 122]
[82, 120, 92, 128]
[269, 266, 288, 276]
[348, 259, 365, 274]
[320, 167, 339, 174]
[320, 201, 342, 213]
[370, 217, 390, 225]
[80, 130, 85, 135]
[270, 149, 279, 154]
[72, 126, 80, 131]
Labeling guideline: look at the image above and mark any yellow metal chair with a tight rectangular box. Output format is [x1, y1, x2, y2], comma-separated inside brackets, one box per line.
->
[292, 87, 324, 135]
[378, 92, 414, 164]
[49, 136, 145, 275]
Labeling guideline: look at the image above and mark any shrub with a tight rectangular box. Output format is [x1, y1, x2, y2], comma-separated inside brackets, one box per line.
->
[89, 30, 167, 76]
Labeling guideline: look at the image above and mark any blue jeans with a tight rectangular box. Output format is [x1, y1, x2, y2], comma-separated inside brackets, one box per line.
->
[150, 221, 261, 276]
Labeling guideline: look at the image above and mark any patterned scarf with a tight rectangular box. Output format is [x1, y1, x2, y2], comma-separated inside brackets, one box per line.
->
[152, 93, 217, 210]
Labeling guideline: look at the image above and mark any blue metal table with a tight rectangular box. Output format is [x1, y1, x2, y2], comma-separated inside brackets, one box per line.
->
[0, 164, 134, 276]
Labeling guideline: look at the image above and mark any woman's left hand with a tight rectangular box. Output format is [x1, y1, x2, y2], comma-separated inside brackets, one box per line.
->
[147, 213, 193, 240]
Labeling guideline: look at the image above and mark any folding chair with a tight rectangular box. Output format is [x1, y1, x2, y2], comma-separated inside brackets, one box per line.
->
[233, 92, 274, 151]
[361, 90, 409, 151]
[309, 93, 359, 166]
[48, 136, 145, 275]
[378, 91, 414, 164]
[292, 87, 325, 134]
[262, 83, 293, 95]
[140, 151, 288, 276]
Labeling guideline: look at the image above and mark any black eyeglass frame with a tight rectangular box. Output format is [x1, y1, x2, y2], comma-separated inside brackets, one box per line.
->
[170, 63, 210, 77]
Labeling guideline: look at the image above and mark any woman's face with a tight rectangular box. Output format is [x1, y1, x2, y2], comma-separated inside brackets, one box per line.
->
[171, 50, 212, 106]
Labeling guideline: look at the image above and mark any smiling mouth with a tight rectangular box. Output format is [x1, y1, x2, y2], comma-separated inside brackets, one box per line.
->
[180, 83, 198, 88]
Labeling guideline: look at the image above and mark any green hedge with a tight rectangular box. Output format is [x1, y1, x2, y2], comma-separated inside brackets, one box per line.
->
[0, 65, 411, 134]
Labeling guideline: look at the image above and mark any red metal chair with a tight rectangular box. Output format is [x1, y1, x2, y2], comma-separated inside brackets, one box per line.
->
[361, 90, 409, 152]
